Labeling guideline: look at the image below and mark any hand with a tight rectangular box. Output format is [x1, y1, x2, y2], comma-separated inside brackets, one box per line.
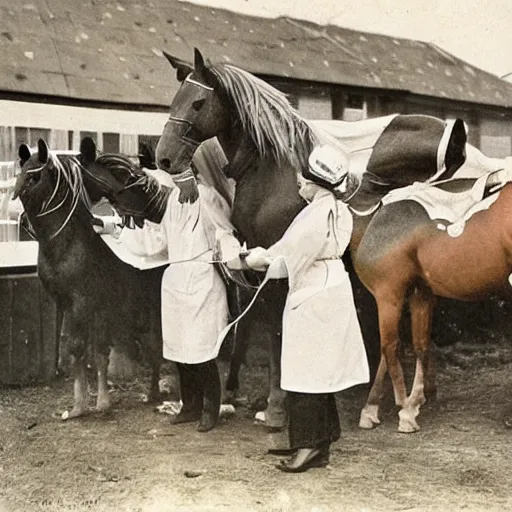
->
[225, 256, 247, 270]
[174, 168, 199, 204]
[177, 179, 199, 204]
[244, 247, 270, 271]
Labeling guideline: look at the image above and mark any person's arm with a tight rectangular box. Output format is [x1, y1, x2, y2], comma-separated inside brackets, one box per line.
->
[227, 201, 330, 271]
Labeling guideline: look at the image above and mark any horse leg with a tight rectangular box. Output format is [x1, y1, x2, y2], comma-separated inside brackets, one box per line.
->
[91, 312, 111, 413]
[147, 314, 162, 403]
[379, 294, 409, 426]
[223, 285, 251, 404]
[263, 326, 287, 429]
[224, 326, 244, 404]
[62, 314, 89, 420]
[94, 345, 111, 413]
[148, 358, 162, 404]
[359, 355, 388, 429]
[398, 289, 436, 433]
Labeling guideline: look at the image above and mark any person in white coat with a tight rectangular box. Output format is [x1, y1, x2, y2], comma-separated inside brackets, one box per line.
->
[226, 145, 369, 472]
[113, 162, 239, 433]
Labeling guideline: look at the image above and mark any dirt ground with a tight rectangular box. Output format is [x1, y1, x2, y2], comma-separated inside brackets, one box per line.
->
[2, 341, 512, 512]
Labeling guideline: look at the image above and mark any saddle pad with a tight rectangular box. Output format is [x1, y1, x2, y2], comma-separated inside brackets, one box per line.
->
[381, 168, 512, 236]
[381, 177, 494, 224]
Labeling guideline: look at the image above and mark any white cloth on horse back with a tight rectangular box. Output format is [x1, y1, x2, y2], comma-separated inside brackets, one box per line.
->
[129, 180, 236, 364]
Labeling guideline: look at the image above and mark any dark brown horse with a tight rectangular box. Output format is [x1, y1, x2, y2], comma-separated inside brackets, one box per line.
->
[78, 137, 250, 404]
[154, 48, 468, 428]
[355, 159, 512, 433]
[13, 139, 164, 419]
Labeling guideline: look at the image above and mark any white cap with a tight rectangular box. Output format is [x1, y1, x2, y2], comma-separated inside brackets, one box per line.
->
[306, 145, 349, 189]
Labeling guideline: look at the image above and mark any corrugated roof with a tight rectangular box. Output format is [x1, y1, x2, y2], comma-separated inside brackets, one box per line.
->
[1, 0, 512, 108]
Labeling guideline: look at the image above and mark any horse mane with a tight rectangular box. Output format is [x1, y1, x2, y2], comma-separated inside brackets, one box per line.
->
[36, 152, 94, 238]
[95, 153, 142, 180]
[208, 63, 318, 171]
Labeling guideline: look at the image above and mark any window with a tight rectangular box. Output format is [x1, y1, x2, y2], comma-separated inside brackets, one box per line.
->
[298, 91, 332, 120]
[80, 131, 98, 144]
[342, 94, 367, 122]
[15, 127, 51, 148]
[346, 94, 365, 110]
[102, 133, 120, 153]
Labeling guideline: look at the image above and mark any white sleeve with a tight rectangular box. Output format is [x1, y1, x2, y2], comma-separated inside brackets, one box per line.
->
[117, 221, 168, 257]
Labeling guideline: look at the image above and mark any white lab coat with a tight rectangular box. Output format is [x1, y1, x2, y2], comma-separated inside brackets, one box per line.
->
[266, 190, 369, 393]
[122, 179, 236, 364]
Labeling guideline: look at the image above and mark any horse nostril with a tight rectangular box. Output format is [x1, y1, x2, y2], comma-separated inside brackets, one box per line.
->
[159, 158, 171, 170]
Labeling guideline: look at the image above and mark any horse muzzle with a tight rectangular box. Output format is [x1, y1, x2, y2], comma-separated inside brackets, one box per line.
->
[11, 173, 30, 200]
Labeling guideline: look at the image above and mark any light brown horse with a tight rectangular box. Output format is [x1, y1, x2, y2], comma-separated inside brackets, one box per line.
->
[355, 159, 512, 433]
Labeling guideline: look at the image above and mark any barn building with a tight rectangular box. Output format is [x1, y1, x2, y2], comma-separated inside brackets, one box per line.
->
[1, 0, 512, 163]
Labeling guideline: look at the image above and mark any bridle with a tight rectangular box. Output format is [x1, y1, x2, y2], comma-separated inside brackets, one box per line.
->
[166, 74, 214, 148]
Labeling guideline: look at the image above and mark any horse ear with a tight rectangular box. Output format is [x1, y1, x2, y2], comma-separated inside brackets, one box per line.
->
[18, 144, 32, 166]
[138, 142, 156, 170]
[192, 48, 218, 89]
[194, 48, 206, 73]
[162, 50, 193, 82]
[80, 137, 97, 164]
[37, 139, 49, 164]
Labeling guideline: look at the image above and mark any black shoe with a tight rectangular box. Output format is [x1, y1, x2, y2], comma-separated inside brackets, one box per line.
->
[267, 448, 296, 456]
[276, 447, 330, 473]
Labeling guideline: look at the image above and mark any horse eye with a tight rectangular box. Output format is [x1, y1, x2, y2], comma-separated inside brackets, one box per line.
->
[192, 99, 205, 112]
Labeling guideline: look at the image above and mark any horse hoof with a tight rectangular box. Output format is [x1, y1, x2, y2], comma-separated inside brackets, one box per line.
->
[254, 410, 267, 424]
[220, 404, 236, 419]
[359, 405, 380, 429]
[398, 413, 420, 433]
[61, 408, 86, 421]
[398, 423, 420, 434]
[95, 401, 111, 414]
[196, 412, 218, 433]
[503, 417, 512, 429]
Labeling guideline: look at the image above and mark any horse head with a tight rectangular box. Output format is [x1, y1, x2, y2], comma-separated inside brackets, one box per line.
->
[79, 137, 141, 203]
[156, 48, 235, 175]
[14, 139, 56, 216]
[14, 139, 93, 240]
[80, 138, 165, 227]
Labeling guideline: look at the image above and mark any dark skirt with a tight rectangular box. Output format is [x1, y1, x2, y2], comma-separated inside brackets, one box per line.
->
[288, 391, 341, 450]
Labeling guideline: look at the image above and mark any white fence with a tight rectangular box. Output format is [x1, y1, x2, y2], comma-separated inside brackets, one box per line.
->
[0, 161, 22, 242]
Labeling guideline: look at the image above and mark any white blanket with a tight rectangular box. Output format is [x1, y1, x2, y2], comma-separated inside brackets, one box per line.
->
[310, 115, 398, 175]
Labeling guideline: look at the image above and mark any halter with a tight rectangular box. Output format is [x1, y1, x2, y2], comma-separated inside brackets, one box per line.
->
[184, 74, 214, 91]
[165, 74, 214, 148]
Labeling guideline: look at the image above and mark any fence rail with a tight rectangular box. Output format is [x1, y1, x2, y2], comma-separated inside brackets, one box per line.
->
[0, 161, 22, 242]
